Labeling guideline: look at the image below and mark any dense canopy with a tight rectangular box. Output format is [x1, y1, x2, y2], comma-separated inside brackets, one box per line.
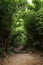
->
[0, 0, 43, 55]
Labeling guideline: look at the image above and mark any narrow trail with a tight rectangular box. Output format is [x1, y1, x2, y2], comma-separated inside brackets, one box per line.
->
[0, 53, 43, 65]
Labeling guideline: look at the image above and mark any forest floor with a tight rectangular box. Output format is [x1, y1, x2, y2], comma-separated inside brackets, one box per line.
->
[0, 51, 43, 65]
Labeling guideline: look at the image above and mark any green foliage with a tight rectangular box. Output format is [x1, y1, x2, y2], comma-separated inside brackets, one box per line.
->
[32, 0, 41, 11]
[0, 0, 43, 54]
[23, 0, 43, 50]
[0, 0, 16, 52]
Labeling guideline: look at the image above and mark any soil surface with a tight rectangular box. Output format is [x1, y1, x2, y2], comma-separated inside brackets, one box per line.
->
[0, 53, 43, 65]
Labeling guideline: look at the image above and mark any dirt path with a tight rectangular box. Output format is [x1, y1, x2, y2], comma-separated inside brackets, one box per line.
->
[0, 53, 43, 65]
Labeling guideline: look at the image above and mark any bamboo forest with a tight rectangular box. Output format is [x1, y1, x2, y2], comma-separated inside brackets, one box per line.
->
[0, 0, 43, 65]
